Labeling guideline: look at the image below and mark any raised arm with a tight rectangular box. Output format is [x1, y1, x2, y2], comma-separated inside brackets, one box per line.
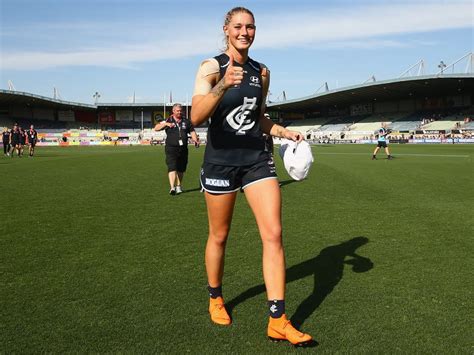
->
[191, 54, 243, 127]
[154, 120, 173, 131]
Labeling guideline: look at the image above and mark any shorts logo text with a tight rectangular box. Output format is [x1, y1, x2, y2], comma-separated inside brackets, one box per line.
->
[206, 178, 230, 187]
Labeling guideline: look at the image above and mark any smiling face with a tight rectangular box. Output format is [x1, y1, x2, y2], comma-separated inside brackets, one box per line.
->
[224, 9, 255, 52]
[172, 105, 182, 119]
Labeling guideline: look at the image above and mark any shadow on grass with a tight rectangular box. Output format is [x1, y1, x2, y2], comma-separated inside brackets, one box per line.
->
[181, 187, 202, 194]
[279, 179, 297, 188]
[226, 237, 373, 329]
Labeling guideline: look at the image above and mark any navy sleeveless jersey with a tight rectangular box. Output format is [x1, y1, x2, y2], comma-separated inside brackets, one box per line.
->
[204, 53, 268, 166]
[11, 130, 20, 143]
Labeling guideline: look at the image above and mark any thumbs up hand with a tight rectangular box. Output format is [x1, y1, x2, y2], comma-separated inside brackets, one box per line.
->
[223, 53, 244, 89]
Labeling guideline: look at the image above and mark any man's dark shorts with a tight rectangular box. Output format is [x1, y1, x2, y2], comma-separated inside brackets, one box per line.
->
[165, 146, 188, 172]
[200, 157, 277, 194]
[377, 141, 387, 148]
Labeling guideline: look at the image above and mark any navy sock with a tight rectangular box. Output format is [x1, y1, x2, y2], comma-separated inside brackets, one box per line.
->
[268, 299, 285, 318]
[207, 285, 222, 299]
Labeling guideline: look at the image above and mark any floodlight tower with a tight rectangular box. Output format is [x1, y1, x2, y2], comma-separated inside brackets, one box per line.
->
[438, 61, 447, 74]
[7, 80, 16, 91]
[93, 91, 101, 104]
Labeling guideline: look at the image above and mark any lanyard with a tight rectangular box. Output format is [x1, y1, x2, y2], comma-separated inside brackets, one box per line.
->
[172, 117, 183, 139]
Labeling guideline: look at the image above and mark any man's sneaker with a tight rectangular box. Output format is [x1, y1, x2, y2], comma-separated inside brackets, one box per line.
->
[176, 185, 182, 194]
[267, 314, 312, 345]
[387, 155, 393, 160]
[209, 297, 231, 325]
[169, 187, 176, 195]
[372, 156, 376, 160]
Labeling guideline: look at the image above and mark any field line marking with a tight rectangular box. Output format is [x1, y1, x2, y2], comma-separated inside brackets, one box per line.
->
[316, 152, 470, 158]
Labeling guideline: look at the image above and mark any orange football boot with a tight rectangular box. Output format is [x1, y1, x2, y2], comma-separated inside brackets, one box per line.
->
[209, 297, 231, 325]
[267, 314, 312, 345]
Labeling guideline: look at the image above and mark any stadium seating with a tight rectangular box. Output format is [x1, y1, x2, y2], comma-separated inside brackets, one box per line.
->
[388, 112, 423, 131]
[461, 121, 474, 130]
[286, 118, 331, 135]
[421, 113, 465, 130]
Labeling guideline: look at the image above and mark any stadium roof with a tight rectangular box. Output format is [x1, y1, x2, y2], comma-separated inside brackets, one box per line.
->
[267, 74, 474, 112]
[0, 89, 96, 110]
[0, 89, 174, 110]
[1, 74, 473, 113]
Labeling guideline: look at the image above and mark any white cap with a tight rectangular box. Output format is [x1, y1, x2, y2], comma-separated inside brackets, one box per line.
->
[278, 139, 314, 181]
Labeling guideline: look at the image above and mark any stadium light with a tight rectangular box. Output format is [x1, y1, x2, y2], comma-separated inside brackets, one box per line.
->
[438, 61, 447, 74]
[93, 91, 101, 104]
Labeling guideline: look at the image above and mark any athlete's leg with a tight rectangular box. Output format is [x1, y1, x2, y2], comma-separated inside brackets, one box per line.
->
[204, 191, 237, 325]
[244, 178, 285, 300]
[205, 191, 237, 287]
[373, 146, 380, 156]
[385, 146, 391, 156]
[244, 179, 312, 344]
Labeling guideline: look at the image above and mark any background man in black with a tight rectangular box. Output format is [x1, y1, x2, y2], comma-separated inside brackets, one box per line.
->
[19, 127, 26, 156]
[154, 103, 199, 195]
[2, 128, 11, 157]
[27, 125, 38, 157]
[9, 123, 21, 158]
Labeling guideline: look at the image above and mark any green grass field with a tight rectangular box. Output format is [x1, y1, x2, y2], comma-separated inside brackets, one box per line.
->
[1, 144, 473, 353]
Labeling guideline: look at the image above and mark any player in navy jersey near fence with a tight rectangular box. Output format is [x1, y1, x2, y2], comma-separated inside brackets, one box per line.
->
[27, 125, 38, 157]
[9, 123, 21, 158]
[2, 128, 11, 157]
[191, 7, 313, 345]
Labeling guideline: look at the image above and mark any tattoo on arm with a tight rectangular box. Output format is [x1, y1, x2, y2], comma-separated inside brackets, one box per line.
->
[211, 78, 226, 98]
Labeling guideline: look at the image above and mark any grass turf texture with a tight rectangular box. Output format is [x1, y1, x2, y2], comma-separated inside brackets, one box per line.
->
[1, 144, 473, 353]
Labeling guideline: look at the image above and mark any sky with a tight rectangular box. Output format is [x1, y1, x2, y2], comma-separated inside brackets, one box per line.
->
[0, 0, 472, 105]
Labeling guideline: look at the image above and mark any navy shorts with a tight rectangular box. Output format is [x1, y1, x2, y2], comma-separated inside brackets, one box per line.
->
[377, 141, 387, 148]
[200, 157, 277, 194]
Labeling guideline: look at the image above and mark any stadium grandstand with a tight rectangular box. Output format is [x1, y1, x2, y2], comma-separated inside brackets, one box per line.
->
[1, 54, 473, 146]
[268, 72, 474, 144]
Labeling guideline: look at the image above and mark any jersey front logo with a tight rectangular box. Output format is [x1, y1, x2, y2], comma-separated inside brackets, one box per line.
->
[249, 76, 261, 88]
[225, 97, 257, 135]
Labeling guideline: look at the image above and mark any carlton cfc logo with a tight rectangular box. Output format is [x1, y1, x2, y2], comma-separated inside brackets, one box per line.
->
[225, 97, 257, 135]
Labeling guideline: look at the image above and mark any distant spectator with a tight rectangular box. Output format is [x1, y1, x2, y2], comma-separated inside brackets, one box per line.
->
[372, 125, 393, 160]
[9, 123, 21, 157]
[2, 128, 11, 157]
[27, 125, 38, 157]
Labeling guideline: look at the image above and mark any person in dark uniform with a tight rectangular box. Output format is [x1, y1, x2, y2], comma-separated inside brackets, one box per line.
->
[27, 124, 38, 157]
[154, 103, 199, 195]
[191, 7, 312, 345]
[9, 123, 21, 158]
[372, 124, 393, 160]
[19, 127, 26, 156]
[2, 128, 11, 157]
